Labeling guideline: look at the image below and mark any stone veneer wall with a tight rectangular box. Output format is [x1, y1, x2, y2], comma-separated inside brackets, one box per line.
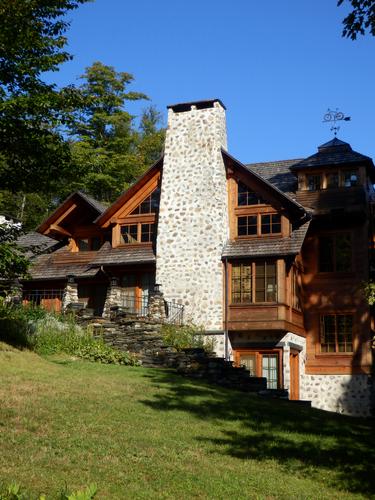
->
[300, 374, 373, 417]
[156, 102, 229, 330]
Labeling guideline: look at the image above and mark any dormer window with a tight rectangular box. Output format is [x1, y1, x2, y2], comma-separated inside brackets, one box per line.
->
[76, 236, 102, 251]
[307, 174, 321, 191]
[238, 182, 265, 206]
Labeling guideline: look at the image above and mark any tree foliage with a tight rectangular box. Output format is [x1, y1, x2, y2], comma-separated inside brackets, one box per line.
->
[338, 0, 375, 39]
[0, 219, 29, 280]
[66, 62, 165, 202]
[0, 1, 165, 228]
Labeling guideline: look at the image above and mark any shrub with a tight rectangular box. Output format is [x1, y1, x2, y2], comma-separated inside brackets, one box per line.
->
[29, 316, 139, 366]
[161, 323, 216, 352]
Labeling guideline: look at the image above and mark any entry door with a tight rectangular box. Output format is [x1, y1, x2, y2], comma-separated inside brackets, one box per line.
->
[140, 272, 155, 315]
[238, 351, 280, 389]
[289, 350, 300, 400]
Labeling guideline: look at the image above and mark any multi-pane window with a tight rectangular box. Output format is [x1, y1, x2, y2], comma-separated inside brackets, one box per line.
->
[232, 263, 252, 303]
[140, 223, 155, 243]
[319, 233, 351, 272]
[121, 224, 138, 244]
[231, 261, 277, 303]
[237, 214, 281, 237]
[262, 354, 278, 389]
[238, 216, 257, 236]
[238, 182, 266, 206]
[130, 187, 160, 215]
[307, 174, 321, 191]
[320, 315, 353, 353]
[121, 223, 155, 244]
[261, 214, 281, 234]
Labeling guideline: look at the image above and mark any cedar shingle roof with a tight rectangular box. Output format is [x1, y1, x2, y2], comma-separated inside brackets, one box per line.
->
[17, 232, 61, 257]
[245, 159, 301, 196]
[222, 221, 310, 259]
[28, 253, 100, 280]
[90, 243, 156, 266]
[290, 138, 373, 170]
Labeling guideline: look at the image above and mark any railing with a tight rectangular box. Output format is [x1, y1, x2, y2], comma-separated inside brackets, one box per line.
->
[117, 293, 184, 325]
[118, 295, 149, 317]
[22, 289, 64, 312]
[164, 300, 184, 326]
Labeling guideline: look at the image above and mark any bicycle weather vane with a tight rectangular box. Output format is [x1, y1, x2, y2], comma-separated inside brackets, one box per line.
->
[323, 108, 351, 136]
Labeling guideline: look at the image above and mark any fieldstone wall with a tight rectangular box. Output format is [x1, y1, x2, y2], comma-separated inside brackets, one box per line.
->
[62, 282, 79, 311]
[156, 101, 229, 330]
[102, 282, 123, 318]
[300, 374, 373, 417]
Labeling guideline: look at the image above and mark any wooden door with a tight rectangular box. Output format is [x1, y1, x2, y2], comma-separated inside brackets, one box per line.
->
[289, 350, 300, 400]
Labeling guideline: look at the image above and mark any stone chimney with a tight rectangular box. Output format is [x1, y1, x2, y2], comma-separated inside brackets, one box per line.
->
[156, 99, 229, 330]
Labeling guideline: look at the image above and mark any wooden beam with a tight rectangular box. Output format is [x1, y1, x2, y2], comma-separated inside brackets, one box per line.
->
[49, 224, 72, 237]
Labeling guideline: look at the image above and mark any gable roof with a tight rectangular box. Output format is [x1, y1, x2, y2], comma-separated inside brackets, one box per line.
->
[222, 149, 308, 221]
[290, 137, 374, 171]
[37, 191, 105, 236]
[95, 156, 163, 227]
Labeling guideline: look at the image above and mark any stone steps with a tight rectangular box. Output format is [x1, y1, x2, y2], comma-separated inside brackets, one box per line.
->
[83, 317, 267, 393]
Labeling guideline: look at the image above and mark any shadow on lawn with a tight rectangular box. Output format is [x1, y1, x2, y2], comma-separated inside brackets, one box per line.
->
[140, 369, 375, 497]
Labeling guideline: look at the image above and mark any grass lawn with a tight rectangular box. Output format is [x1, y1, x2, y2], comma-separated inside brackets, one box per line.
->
[0, 345, 374, 499]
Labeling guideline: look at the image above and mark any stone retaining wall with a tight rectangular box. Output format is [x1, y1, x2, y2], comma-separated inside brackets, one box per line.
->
[85, 315, 266, 393]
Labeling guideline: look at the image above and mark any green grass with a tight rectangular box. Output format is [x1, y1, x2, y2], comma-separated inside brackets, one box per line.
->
[0, 347, 374, 499]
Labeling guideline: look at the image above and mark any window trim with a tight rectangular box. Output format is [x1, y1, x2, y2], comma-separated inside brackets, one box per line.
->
[120, 222, 156, 245]
[230, 260, 278, 304]
[319, 313, 354, 354]
[234, 348, 283, 389]
[236, 212, 282, 238]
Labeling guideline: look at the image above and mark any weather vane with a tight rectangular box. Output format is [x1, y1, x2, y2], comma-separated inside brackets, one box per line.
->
[323, 108, 351, 136]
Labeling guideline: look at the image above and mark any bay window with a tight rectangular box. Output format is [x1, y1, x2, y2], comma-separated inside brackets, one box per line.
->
[231, 261, 277, 304]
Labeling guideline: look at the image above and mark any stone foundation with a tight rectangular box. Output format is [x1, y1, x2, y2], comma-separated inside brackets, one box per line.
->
[300, 373, 373, 417]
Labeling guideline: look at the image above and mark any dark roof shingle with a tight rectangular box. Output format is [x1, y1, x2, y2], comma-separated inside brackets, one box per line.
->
[222, 221, 310, 259]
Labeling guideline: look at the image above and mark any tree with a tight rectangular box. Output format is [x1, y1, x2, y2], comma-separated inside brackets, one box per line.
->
[338, 0, 375, 39]
[0, 218, 29, 280]
[0, 0, 89, 219]
[66, 62, 164, 202]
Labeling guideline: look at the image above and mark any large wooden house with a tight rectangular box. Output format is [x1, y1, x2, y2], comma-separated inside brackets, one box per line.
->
[20, 99, 374, 416]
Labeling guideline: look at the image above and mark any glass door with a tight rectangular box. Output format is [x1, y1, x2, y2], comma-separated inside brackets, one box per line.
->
[262, 354, 278, 389]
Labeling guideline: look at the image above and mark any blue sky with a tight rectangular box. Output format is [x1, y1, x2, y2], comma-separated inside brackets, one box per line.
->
[52, 0, 375, 163]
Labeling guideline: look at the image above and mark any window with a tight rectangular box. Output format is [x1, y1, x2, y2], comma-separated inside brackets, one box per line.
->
[237, 213, 281, 237]
[238, 216, 257, 236]
[238, 182, 265, 206]
[307, 174, 321, 191]
[231, 261, 277, 303]
[320, 315, 353, 353]
[121, 225, 138, 244]
[327, 172, 339, 189]
[120, 223, 155, 244]
[343, 170, 359, 188]
[237, 350, 280, 389]
[76, 237, 102, 251]
[130, 187, 160, 215]
[319, 233, 351, 272]
[261, 214, 281, 234]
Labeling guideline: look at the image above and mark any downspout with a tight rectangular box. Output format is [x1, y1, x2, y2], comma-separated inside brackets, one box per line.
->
[224, 257, 229, 361]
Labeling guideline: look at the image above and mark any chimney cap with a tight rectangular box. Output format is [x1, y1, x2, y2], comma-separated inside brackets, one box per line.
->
[167, 99, 226, 112]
